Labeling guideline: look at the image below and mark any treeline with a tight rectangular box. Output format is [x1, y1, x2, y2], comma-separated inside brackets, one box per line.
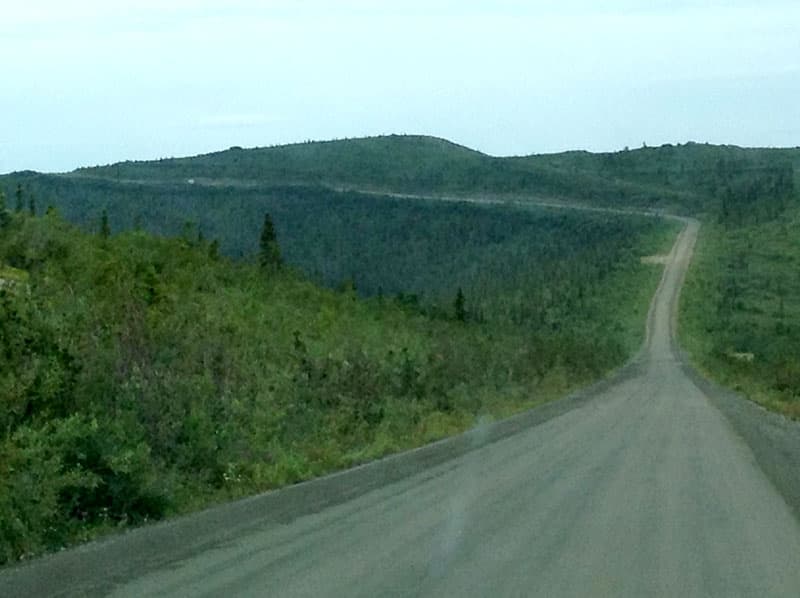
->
[712, 161, 794, 226]
[69, 135, 628, 203]
[60, 135, 800, 215]
[60, 135, 693, 209]
[679, 151, 800, 418]
[0, 196, 673, 563]
[1, 177, 672, 337]
[529, 142, 799, 216]
[7, 137, 799, 227]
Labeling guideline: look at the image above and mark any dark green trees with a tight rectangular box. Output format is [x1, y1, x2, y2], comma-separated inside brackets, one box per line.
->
[454, 287, 466, 322]
[0, 191, 8, 229]
[100, 209, 111, 239]
[259, 213, 282, 271]
[15, 184, 23, 213]
[208, 239, 220, 261]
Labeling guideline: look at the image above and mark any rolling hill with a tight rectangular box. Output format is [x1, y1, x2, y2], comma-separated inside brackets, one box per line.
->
[11, 134, 790, 217]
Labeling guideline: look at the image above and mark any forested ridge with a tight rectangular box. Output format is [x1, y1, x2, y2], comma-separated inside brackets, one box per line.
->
[52, 134, 800, 213]
[4, 136, 798, 241]
[1, 134, 798, 563]
[0, 192, 674, 564]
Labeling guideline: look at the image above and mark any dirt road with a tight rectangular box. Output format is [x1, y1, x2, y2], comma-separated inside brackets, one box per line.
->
[3, 215, 800, 597]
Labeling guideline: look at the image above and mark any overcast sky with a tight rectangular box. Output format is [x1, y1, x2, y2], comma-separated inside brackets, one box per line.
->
[2, 0, 798, 173]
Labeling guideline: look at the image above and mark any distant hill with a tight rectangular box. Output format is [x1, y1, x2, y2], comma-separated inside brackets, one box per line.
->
[57, 135, 798, 215]
[1, 136, 797, 256]
[1, 138, 796, 270]
[61, 134, 687, 211]
[521, 142, 800, 208]
[73, 135, 488, 189]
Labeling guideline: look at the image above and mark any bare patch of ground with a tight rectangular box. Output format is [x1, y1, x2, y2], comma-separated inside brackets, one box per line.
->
[641, 254, 670, 265]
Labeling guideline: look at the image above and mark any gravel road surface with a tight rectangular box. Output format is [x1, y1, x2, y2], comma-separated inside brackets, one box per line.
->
[3, 216, 800, 597]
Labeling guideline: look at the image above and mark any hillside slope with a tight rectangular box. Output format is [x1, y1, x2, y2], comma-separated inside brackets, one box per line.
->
[1, 135, 797, 422]
[61, 135, 682, 209]
[0, 202, 674, 564]
[51, 135, 799, 214]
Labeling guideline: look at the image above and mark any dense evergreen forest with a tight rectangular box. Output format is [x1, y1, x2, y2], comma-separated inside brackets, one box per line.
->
[0, 194, 673, 563]
[0, 177, 672, 329]
[56, 135, 800, 214]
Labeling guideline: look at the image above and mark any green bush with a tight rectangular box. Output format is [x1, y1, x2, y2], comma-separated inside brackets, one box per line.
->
[0, 207, 671, 563]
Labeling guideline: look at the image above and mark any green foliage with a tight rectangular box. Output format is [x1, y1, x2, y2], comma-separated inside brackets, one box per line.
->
[29, 135, 794, 216]
[3, 140, 797, 260]
[527, 142, 800, 215]
[678, 146, 800, 418]
[14, 184, 23, 213]
[99, 209, 110, 239]
[681, 204, 800, 418]
[208, 239, 220, 261]
[0, 191, 9, 229]
[2, 135, 796, 563]
[258, 212, 281, 271]
[0, 177, 672, 327]
[0, 206, 671, 563]
[454, 288, 466, 322]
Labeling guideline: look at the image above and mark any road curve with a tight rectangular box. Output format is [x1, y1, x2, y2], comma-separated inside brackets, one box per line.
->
[4, 215, 800, 597]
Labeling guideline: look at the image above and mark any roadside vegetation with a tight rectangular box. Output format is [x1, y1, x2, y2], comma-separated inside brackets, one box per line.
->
[2, 134, 797, 563]
[681, 205, 800, 419]
[675, 143, 799, 418]
[0, 195, 673, 564]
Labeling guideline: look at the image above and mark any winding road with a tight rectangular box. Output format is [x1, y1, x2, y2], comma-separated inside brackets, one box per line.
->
[3, 212, 800, 597]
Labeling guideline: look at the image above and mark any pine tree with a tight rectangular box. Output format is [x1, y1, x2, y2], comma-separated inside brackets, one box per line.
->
[28, 192, 36, 216]
[454, 287, 466, 322]
[0, 191, 8, 229]
[15, 184, 23, 213]
[259, 213, 282, 270]
[100, 209, 111, 239]
[208, 239, 220, 261]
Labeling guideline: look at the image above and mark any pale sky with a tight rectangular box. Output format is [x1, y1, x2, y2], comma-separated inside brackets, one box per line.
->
[2, 0, 798, 173]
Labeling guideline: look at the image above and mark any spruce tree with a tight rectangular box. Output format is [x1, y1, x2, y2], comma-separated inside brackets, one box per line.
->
[454, 287, 466, 322]
[0, 191, 8, 229]
[15, 184, 23, 213]
[259, 213, 282, 270]
[100, 209, 111, 239]
[208, 239, 220, 261]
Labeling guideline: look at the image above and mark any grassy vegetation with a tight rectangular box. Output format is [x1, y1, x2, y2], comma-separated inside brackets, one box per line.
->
[681, 206, 800, 419]
[2, 132, 798, 563]
[0, 200, 674, 564]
